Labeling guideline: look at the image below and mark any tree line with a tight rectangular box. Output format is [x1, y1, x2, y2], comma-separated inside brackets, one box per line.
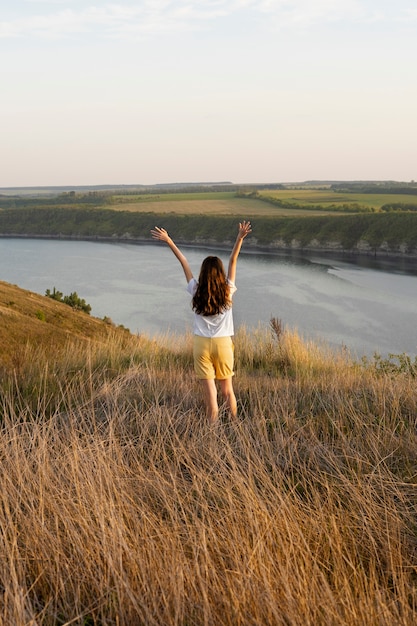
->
[330, 182, 417, 195]
[1, 207, 417, 254]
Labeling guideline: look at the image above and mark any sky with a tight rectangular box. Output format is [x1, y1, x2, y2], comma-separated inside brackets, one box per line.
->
[1, 0, 417, 187]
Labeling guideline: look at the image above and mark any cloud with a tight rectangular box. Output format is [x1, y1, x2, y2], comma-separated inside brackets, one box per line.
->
[1, 3, 205, 39]
[254, 0, 395, 28]
[1, 1, 415, 40]
[23, 0, 69, 4]
[400, 8, 417, 21]
[268, 0, 364, 24]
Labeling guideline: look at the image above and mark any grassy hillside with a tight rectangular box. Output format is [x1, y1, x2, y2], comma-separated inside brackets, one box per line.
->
[0, 280, 134, 374]
[1, 284, 417, 624]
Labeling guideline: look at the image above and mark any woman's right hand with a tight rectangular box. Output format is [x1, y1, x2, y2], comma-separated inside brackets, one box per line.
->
[237, 221, 252, 240]
[151, 226, 170, 243]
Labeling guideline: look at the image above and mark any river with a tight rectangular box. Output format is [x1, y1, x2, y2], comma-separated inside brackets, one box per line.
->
[1, 237, 416, 358]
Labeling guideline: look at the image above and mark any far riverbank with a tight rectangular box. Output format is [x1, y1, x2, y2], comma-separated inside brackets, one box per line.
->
[1, 207, 417, 262]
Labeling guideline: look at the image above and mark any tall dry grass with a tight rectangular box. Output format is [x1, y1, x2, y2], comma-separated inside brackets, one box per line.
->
[1, 326, 417, 625]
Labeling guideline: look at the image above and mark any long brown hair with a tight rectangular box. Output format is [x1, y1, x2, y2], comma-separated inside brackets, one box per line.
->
[192, 256, 231, 316]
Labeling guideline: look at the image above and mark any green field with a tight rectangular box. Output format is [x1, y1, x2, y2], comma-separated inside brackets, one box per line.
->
[257, 188, 417, 210]
[109, 188, 417, 216]
[113, 191, 235, 202]
[109, 191, 342, 216]
[3, 185, 417, 217]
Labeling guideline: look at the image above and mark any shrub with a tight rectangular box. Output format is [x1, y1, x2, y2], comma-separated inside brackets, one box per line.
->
[45, 287, 92, 314]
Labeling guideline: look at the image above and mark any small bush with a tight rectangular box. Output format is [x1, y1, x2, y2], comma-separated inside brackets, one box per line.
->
[45, 287, 92, 314]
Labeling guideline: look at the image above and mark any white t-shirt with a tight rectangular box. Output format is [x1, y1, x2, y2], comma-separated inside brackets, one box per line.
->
[186, 277, 237, 337]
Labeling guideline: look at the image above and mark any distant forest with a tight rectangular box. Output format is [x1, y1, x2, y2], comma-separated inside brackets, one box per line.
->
[1, 207, 417, 255]
[1, 181, 417, 256]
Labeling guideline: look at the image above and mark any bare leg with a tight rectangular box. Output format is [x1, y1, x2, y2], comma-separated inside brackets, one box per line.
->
[219, 377, 237, 419]
[200, 379, 219, 424]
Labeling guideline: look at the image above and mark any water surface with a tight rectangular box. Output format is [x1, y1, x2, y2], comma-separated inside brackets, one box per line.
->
[1, 238, 416, 358]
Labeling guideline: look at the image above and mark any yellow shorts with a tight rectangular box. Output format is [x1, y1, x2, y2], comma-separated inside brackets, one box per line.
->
[193, 335, 235, 380]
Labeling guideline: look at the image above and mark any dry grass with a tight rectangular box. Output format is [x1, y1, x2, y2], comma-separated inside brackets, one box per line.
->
[110, 197, 269, 215]
[1, 325, 417, 625]
[108, 197, 334, 217]
[0, 280, 132, 374]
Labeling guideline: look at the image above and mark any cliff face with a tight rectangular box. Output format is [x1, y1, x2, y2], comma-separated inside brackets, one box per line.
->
[243, 237, 417, 259]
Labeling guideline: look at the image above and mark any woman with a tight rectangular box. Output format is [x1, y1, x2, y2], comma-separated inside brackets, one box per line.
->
[151, 221, 252, 424]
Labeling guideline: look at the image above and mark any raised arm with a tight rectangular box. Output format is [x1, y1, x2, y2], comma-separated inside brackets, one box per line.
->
[227, 221, 252, 284]
[151, 226, 193, 283]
